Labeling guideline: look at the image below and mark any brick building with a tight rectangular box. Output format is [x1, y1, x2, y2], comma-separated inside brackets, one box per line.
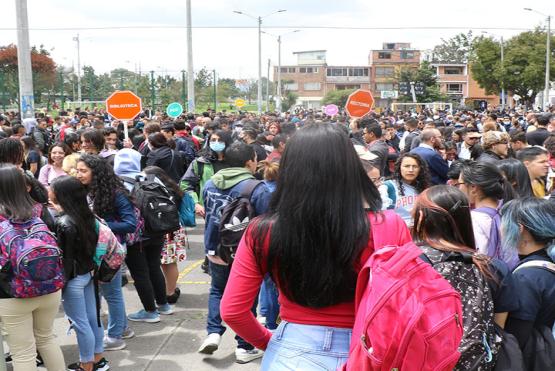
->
[369, 42, 420, 108]
[432, 63, 500, 109]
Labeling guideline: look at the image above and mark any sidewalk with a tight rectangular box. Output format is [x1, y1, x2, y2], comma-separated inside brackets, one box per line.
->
[4, 220, 262, 371]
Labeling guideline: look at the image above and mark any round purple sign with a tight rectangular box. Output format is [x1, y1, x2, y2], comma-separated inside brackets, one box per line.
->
[324, 104, 339, 116]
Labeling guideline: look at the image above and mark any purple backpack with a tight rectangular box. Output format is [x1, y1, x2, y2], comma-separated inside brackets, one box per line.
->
[0, 218, 65, 298]
[474, 206, 518, 269]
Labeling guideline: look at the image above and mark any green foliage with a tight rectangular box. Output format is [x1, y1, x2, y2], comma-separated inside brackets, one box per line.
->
[396, 61, 446, 103]
[321, 89, 355, 108]
[471, 29, 555, 105]
[283, 91, 298, 111]
[431, 31, 475, 63]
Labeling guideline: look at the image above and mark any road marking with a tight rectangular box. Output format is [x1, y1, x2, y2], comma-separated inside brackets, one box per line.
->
[178, 259, 204, 280]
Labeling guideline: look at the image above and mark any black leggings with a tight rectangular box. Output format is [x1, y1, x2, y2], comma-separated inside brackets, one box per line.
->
[125, 236, 167, 312]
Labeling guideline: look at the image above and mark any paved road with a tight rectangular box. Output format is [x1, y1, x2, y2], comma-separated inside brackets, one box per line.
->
[4, 219, 262, 371]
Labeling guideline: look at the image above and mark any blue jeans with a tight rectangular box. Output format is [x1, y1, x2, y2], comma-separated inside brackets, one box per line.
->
[62, 273, 104, 362]
[207, 261, 257, 350]
[99, 269, 127, 339]
[259, 275, 280, 330]
[261, 321, 351, 371]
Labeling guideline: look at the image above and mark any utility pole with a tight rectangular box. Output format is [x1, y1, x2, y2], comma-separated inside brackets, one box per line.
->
[266, 59, 270, 112]
[73, 34, 82, 103]
[119, 71, 124, 90]
[186, 0, 195, 112]
[181, 70, 186, 106]
[58, 71, 64, 110]
[150, 71, 155, 113]
[213, 69, 217, 111]
[545, 16, 551, 110]
[277, 36, 282, 113]
[15, 0, 34, 119]
[258, 16, 262, 115]
[500, 36, 505, 110]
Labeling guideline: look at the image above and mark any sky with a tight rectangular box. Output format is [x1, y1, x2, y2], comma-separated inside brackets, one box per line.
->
[1, 0, 553, 80]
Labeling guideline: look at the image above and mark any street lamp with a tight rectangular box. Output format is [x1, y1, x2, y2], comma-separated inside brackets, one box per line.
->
[233, 9, 286, 115]
[262, 30, 300, 113]
[524, 8, 552, 110]
[482, 31, 505, 110]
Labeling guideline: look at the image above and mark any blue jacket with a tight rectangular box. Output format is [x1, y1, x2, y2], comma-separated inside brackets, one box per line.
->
[410, 145, 449, 185]
[102, 191, 137, 240]
[202, 168, 271, 256]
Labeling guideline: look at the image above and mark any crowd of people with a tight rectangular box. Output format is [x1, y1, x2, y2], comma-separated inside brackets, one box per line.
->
[0, 103, 553, 370]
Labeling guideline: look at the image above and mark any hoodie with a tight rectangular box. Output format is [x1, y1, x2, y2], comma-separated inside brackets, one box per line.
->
[202, 167, 271, 261]
[114, 148, 143, 192]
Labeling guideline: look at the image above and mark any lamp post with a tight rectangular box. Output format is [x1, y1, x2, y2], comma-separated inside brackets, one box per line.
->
[262, 30, 300, 113]
[482, 31, 505, 110]
[233, 9, 286, 115]
[524, 8, 552, 110]
[73, 34, 82, 103]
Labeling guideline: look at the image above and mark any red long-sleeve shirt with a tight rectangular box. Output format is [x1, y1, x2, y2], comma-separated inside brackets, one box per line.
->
[220, 211, 412, 350]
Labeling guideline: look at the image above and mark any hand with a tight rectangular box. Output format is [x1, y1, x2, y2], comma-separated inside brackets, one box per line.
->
[194, 203, 205, 218]
[123, 138, 133, 148]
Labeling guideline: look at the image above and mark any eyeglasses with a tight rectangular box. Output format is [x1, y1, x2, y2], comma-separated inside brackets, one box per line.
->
[370, 177, 384, 184]
[452, 182, 465, 187]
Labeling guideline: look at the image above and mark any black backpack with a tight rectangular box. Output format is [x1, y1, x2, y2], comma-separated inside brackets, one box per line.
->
[122, 174, 180, 236]
[420, 245, 498, 371]
[217, 179, 261, 264]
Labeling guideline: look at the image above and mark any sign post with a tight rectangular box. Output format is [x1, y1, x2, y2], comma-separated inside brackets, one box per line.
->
[105, 90, 142, 141]
[166, 102, 184, 118]
[235, 98, 246, 109]
[345, 89, 375, 118]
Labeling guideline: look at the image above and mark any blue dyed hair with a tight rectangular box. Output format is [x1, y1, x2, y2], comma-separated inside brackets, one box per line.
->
[501, 198, 555, 256]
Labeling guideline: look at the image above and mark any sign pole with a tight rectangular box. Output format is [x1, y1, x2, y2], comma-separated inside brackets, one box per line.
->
[123, 120, 129, 141]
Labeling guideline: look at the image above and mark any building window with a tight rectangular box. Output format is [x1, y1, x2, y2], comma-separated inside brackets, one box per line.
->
[303, 82, 321, 91]
[447, 83, 462, 93]
[280, 67, 296, 73]
[284, 83, 298, 91]
[444, 67, 464, 75]
[375, 67, 395, 77]
[378, 52, 392, 59]
[299, 67, 319, 73]
[376, 83, 394, 91]
[336, 84, 361, 90]
[385, 43, 395, 50]
[348, 68, 369, 77]
[400, 51, 414, 59]
[327, 68, 348, 76]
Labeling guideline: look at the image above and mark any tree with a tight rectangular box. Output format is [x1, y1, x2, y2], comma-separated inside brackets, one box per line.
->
[431, 31, 475, 63]
[283, 91, 298, 111]
[0, 44, 57, 106]
[471, 29, 555, 105]
[321, 89, 356, 108]
[396, 61, 446, 103]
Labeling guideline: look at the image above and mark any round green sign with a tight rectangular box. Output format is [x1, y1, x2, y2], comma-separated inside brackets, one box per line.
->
[166, 102, 184, 118]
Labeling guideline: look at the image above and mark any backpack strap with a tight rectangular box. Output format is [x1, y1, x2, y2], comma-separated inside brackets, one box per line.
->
[513, 260, 555, 275]
[240, 179, 262, 199]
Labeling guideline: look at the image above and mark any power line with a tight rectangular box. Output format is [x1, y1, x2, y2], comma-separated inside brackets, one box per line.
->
[0, 25, 536, 31]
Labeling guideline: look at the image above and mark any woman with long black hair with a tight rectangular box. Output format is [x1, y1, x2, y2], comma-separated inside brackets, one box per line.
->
[383, 152, 432, 226]
[50, 176, 109, 371]
[75, 154, 136, 350]
[497, 158, 534, 198]
[220, 123, 412, 370]
[457, 161, 518, 268]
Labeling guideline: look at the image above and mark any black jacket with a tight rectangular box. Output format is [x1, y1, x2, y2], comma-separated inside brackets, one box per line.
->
[55, 215, 96, 281]
[146, 146, 184, 183]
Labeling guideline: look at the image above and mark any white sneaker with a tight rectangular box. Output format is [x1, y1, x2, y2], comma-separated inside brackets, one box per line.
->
[198, 333, 221, 355]
[235, 348, 263, 364]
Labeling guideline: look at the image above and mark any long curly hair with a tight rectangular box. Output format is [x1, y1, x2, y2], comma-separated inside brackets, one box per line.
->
[393, 153, 431, 196]
[78, 154, 128, 217]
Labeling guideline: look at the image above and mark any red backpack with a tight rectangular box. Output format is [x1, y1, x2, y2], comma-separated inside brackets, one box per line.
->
[341, 217, 464, 371]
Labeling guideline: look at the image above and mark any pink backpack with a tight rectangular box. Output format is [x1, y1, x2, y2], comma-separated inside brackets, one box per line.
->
[341, 214, 464, 371]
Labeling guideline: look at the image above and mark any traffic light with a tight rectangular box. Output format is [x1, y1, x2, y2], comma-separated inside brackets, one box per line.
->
[399, 81, 410, 96]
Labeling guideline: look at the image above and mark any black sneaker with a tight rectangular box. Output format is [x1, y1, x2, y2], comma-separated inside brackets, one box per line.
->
[95, 357, 110, 371]
[166, 287, 181, 304]
[67, 362, 86, 371]
[36, 353, 44, 366]
[4, 353, 11, 363]
[121, 275, 128, 287]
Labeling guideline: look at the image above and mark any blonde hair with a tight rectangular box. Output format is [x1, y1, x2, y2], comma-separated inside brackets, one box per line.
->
[258, 160, 280, 181]
[482, 131, 509, 150]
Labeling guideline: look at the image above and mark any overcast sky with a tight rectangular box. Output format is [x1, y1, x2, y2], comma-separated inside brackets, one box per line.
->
[1, 0, 552, 80]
